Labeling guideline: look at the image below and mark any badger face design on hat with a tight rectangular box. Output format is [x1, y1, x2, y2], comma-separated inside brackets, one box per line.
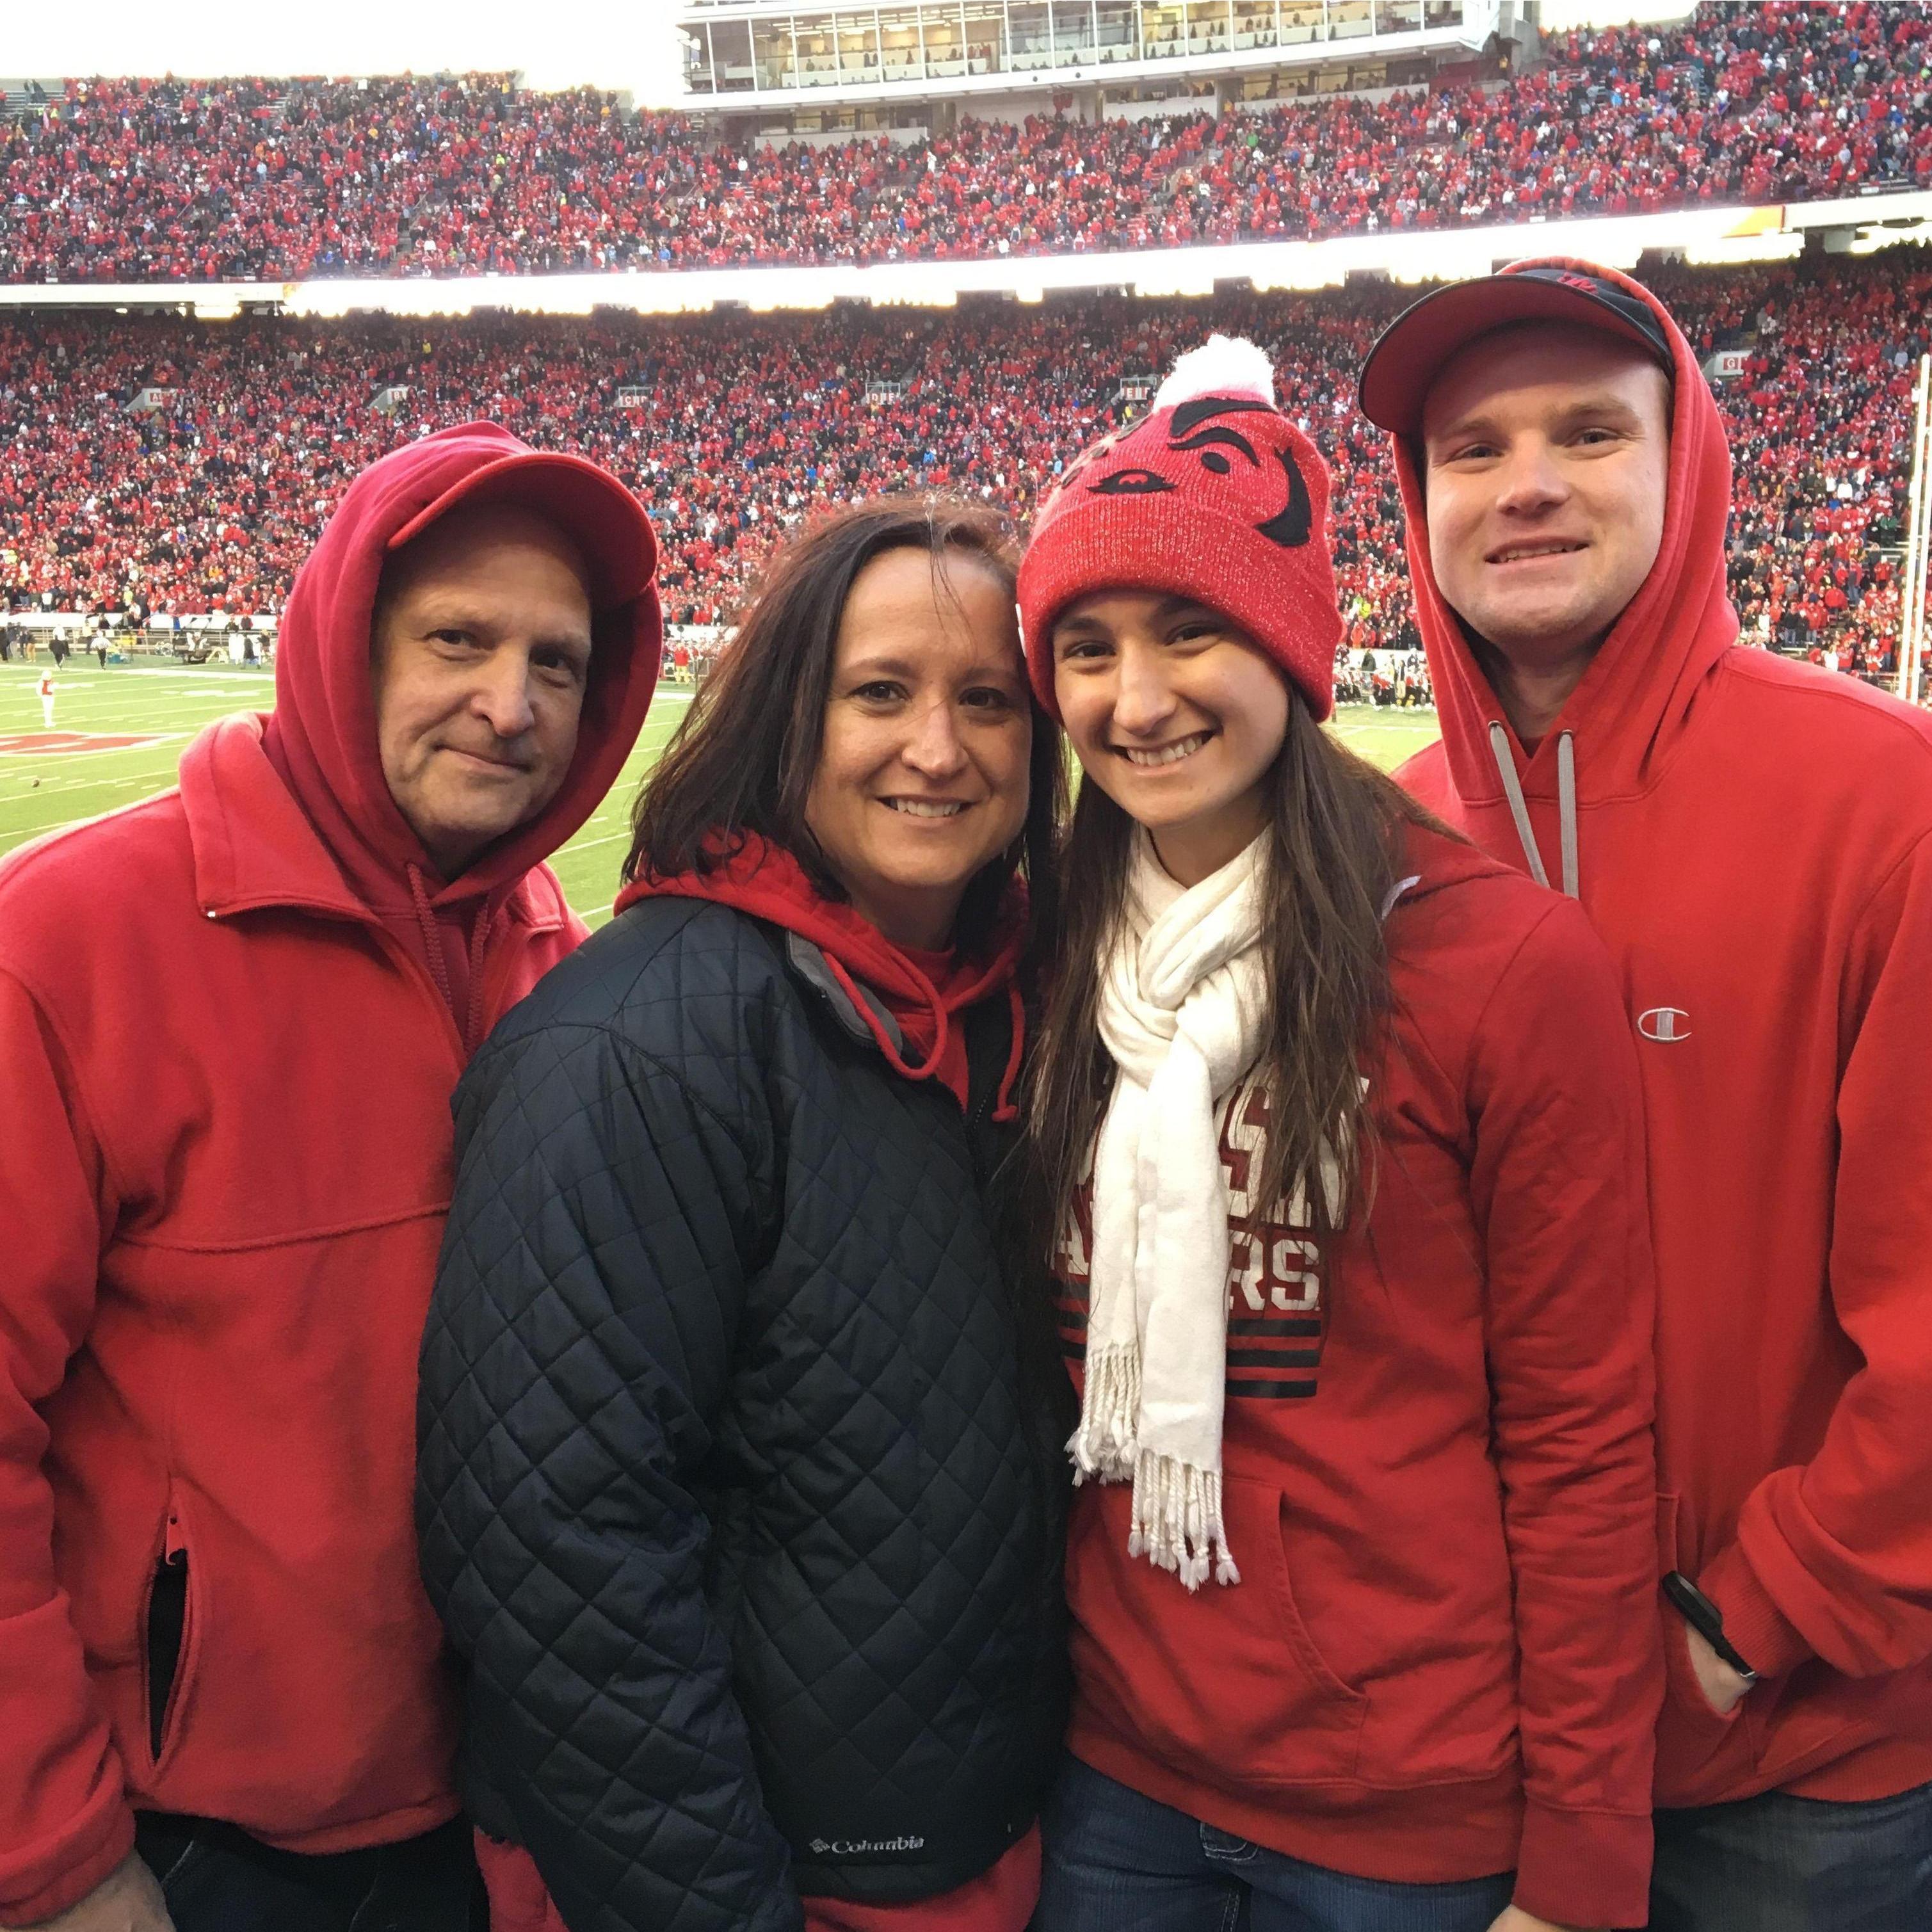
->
[1017, 335, 1342, 725]
[1068, 394, 1314, 550]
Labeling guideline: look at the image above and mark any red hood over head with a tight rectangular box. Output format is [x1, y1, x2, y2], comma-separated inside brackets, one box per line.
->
[1391, 259, 1737, 808]
[264, 421, 662, 914]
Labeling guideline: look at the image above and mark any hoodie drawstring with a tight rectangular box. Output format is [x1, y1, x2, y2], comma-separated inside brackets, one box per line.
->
[821, 949, 951, 1086]
[821, 945, 1026, 1122]
[992, 982, 1026, 1124]
[1486, 723, 1579, 901]
[464, 899, 510, 1055]
[1555, 731, 1579, 901]
[407, 862, 456, 1010]
[407, 861, 508, 1052]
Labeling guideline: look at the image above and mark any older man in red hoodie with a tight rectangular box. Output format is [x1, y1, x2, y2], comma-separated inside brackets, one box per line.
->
[1360, 261, 1932, 1929]
[0, 424, 659, 1932]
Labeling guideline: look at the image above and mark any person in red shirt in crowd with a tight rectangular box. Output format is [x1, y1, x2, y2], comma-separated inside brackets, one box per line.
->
[1362, 257, 1932, 1928]
[0, 424, 660, 1932]
[0, 3, 1925, 280]
[2, 243, 1922, 678]
[1017, 337, 1662, 1931]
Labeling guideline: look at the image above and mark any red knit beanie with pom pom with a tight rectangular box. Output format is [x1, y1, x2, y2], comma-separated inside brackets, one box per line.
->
[1017, 335, 1342, 722]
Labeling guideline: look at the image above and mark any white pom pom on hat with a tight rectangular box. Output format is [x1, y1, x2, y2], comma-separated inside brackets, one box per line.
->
[1153, 334, 1277, 410]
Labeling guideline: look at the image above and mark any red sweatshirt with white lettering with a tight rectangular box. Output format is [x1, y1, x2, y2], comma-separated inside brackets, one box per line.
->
[1052, 823, 1662, 1931]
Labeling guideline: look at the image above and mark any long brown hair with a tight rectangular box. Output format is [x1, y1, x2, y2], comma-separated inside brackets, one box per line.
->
[1029, 693, 1436, 1247]
[624, 496, 1065, 957]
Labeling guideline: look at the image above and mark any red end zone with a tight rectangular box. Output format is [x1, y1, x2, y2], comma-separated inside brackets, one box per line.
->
[0, 732, 164, 755]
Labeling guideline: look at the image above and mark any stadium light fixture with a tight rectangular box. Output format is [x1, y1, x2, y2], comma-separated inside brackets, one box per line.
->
[1680, 234, 1804, 268]
[507, 284, 600, 317]
[1249, 255, 1348, 293]
[1385, 237, 1498, 287]
[1846, 222, 1932, 257]
[865, 265, 961, 307]
[1131, 262, 1220, 300]
[23, 188, 1932, 326]
[624, 281, 725, 316]
[746, 289, 833, 312]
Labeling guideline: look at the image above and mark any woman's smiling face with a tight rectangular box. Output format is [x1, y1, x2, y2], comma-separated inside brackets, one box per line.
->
[803, 545, 1032, 949]
[1051, 590, 1289, 886]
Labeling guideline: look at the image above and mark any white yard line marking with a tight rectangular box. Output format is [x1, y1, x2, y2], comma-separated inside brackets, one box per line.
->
[0, 732, 189, 757]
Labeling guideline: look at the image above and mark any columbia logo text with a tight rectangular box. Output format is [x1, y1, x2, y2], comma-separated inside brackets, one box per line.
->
[1638, 1007, 1692, 1043]
[809, 1835, 926, 1857]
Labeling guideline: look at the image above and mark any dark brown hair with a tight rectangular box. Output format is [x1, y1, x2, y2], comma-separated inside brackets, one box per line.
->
[1029, 692, 1437, 1248]
[624, 495, 1065, 956]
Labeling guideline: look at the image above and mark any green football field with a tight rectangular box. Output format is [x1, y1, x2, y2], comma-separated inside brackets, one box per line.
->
[0, 661, 1440, 930]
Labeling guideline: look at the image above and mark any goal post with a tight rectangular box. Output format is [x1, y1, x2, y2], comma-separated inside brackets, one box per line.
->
[1898, 353, 1931, 709]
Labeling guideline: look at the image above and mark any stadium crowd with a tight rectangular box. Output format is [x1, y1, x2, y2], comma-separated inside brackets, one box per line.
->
[1, 1, 1929, 282]
[1, 252, 1924, 676]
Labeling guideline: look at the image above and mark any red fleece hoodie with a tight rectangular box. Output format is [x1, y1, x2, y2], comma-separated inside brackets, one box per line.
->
[1053, 825, 1662, 1929]
[479, 834, 1038, 1932]
[0, 424, 658, 1924]
[1393, 259, 1932, 1810]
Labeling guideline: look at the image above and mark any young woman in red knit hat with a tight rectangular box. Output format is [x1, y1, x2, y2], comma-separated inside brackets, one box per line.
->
[1017, 338, 1665, 1932]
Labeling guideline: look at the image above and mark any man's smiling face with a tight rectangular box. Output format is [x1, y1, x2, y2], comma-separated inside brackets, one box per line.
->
[369, 501, 595, 878]
[1421, 323, 1673, 682]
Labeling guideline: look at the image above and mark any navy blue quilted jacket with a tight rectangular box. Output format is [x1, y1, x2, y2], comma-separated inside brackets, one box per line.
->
[416, 897, 1070, 1932]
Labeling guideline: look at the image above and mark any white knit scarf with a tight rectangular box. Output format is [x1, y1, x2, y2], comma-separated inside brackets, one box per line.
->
[1070, 830, 1269, 1591]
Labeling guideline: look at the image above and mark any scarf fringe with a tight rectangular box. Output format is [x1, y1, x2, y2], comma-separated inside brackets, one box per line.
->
[1127, 1451, 1241, 1592]
[1068, 1343, 1140, 1483]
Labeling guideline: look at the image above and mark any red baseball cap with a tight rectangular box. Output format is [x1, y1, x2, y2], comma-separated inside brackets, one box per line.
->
[1358, 264, 1675, 438]
[386, 437, 657, 611]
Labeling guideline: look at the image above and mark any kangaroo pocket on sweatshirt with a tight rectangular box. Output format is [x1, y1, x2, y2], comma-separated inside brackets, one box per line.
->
[61, 1227, 465, 1842]
[1067, 1471, 1369, 1789]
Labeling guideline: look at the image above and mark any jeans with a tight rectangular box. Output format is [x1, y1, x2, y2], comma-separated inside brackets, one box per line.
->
[1648, 1778, 1932, 1932]
[1034, 1755, 1516, 1932]
[135, 1812, 484, 1932]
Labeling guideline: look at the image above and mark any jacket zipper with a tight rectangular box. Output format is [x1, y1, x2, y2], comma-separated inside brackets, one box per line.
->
[147, 1504, 191, 1764]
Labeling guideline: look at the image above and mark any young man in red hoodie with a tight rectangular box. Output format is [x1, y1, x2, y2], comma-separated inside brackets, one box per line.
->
[0, 424, 660, 1932]
[1360, 260, 1932, 1929]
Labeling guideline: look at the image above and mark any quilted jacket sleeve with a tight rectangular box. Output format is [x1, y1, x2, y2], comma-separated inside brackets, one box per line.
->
[417, 1009, 801, 1932]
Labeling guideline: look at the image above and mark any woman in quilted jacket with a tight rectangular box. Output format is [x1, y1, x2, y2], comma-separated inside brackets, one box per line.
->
[417, 498, 1072, 1932]
[1016, 340, 1665, 1932]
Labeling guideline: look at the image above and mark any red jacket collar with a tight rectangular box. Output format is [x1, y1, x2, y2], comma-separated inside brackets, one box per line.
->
[181, 713, 568, 935]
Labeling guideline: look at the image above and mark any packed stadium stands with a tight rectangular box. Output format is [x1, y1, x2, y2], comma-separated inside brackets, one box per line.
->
[2, 1, 1928, 283]
[1, 251, 1924, 671]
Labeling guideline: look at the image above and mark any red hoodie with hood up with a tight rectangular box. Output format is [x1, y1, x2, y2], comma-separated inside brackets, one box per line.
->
[1394, 260, 1932, 1811]
[0, 423, 659, 1924]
